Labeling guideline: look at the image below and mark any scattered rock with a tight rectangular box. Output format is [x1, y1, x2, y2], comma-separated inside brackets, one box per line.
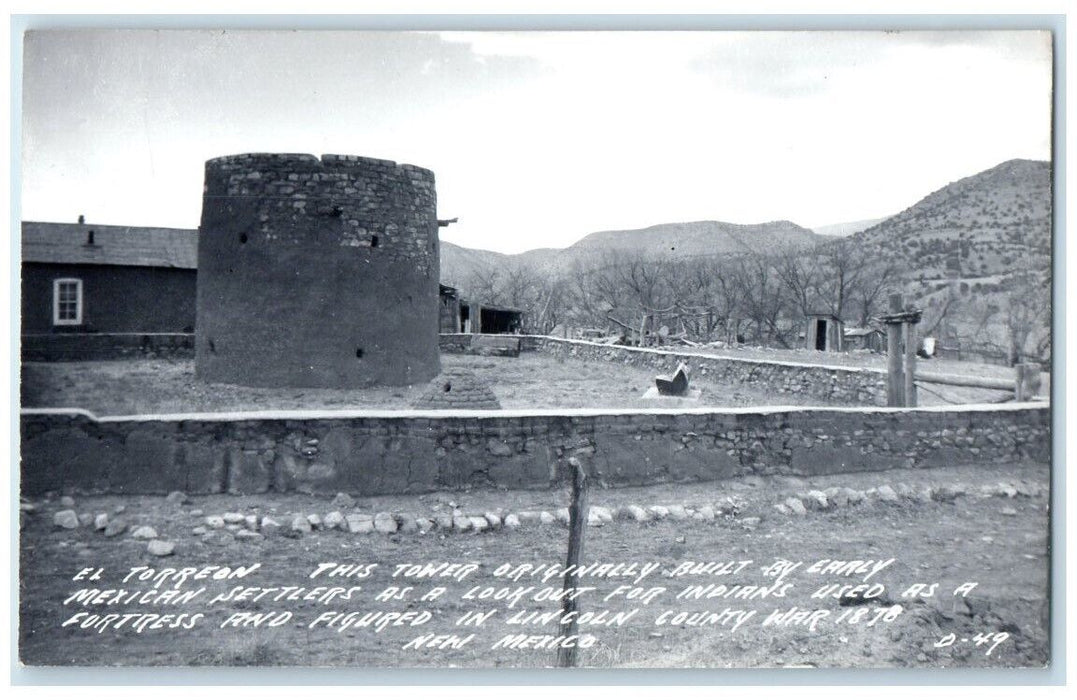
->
[331, 492, 357, 509]
[624, 505, 650, 522]
[202, 530, 235, 546]
[591, 506, 614, 523]
[696, 505, 716, 521]
[434, 513, 454, 530]
[222, 512, 245, 524]
[828, 489, 850, 508]
[131, 525, 158, 540]
[876, 485, 900, 503]
[483, 512, 502, 529]
[995, 482, 1018, 498]
[104, 519, 127, 537]
[306, 514, 323, 530]
[895, 483, 916, 500]
[469, 516, 489, 532]
[740, 516, 762, 530]
[20, 502, 36, 513]
[77, 512, 95, 527]
[804, 491, 829, 510]
[1001, 506, 1018, 516]
[374, 513, 397, 534]
[147, 540, 175, 557]
[668, 505, 689, 521]
[260, 516, 282, 536]
[539, 511, 556, 525]
[244, 514, 260, 531]
[554, 507, 571, 524]
[397, 514, 419, 534]
[192, 526, 207, 536]
[783, 498, 807, 516]
[205, 515, 225, 528]
[843, 487, 863, 504]
[503, 514, 521, 530]
[60, 496, 76, 507]
[774, 503, 790, 515]
[323, 511, 346, 531]
[648, 506, 670, 520]
[165, 491, 188, 506]
[53, 510, 79, 529]
[415, 517, 435, 533]
[346, 514, 375, 534]
[113, 504, 126, 514]
[189, 509, 204, 517]
[235, 529, 265, 541]
[933, 485, 963, 503]
[290, 515, 313, 536]
[93, 513, 109, 530]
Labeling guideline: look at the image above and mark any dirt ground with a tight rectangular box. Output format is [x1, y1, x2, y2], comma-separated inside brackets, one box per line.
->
[20, 353, 1012, 415]
[19, 461, 1051, 669]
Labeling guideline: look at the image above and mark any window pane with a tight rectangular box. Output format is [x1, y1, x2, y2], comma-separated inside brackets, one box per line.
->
[55, 280, 81, 322]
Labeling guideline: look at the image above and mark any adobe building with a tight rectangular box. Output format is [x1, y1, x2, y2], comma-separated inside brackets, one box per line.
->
[195, 153, 442, 388]
[438, 284, 523, 334]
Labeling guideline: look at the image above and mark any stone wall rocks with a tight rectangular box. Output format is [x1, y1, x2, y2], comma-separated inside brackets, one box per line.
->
[20, 404, 1049, 497]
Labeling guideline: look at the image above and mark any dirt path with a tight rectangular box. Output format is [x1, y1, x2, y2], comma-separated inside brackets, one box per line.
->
[19, 461, 1050, 669]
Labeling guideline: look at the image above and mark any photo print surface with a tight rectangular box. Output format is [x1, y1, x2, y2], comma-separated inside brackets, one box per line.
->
[16, 27, 1054, 669]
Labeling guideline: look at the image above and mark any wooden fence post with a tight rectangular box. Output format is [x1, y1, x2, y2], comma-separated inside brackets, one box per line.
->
[886, 293, 906, 407]
[904, 320, 918, 407]
[472, 301, 483, 334]
[1015, 362, 1043, 402]
[557, 456, 589, 668]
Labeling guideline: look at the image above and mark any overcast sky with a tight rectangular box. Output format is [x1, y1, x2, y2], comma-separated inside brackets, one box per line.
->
[20, 29, 1052, 253]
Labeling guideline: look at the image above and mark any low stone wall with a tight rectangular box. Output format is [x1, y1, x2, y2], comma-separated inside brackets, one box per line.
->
[525, 336, 888, 405]
[22, 333, 195, 362]
[20, 404, 1049, 497]
[439, 334, 474, 353]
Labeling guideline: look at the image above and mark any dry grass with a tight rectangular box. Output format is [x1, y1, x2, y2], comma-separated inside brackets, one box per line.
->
[20, 351, 1014, 416]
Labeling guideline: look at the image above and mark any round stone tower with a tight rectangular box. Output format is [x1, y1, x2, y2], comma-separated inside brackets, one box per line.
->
[195, 153, 441, 388]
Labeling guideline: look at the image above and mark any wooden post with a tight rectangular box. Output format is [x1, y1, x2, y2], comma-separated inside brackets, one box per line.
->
[472, 301, 482, 334]
[1015, 362, 1043, 402]
[638, 313, 648, 347]
[904, 320, 918, 407]
[557, 456, 589, 668]
[886, 293, 905, 407]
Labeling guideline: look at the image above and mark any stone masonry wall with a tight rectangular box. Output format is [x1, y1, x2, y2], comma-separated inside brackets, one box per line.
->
[525, 336, 888, 405]
[21, 404, 1049, 497]
[196, 153, 440, 389]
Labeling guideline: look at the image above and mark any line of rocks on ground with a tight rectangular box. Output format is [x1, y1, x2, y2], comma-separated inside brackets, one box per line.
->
[25, 478, 1046, 557]
[773, 479, 1045, 516]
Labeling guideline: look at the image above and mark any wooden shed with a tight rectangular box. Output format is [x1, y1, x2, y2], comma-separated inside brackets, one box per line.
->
[805, 312, 844, 352]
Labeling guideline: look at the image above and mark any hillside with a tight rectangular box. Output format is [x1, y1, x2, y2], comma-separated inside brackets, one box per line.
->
[850, 159, 1051, 281]
[568, 220, 827, 258]
[441, 219, 828, 290]
[440, 158, 1052, 362]
[844, 159, 1052, 363]
[811, 217, 888, 237]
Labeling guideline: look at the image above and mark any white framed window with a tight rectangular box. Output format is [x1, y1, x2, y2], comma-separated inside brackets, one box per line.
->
[52, 278, 83, 326]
